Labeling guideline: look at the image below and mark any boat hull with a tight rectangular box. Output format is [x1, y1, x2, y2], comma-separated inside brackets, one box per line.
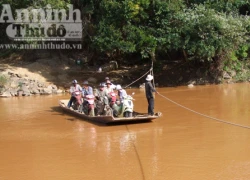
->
[59, 100, 161, 124]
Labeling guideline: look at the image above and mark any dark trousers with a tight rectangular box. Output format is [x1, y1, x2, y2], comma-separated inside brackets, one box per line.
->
[147, 97, 154, 115]
[67, 96, 76, 108]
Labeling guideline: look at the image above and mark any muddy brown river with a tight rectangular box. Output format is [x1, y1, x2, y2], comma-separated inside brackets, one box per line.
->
[1, 83, 250, 180]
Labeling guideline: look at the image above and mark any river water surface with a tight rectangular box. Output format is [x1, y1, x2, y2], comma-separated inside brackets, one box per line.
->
[1, 83, 250, 180]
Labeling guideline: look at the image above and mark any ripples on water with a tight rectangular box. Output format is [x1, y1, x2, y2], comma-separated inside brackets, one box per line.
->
[1, 83, 250, 180]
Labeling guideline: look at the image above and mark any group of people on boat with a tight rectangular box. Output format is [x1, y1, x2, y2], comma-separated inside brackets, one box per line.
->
[67, 74, 158, 117]
[67, 77, 130, 117]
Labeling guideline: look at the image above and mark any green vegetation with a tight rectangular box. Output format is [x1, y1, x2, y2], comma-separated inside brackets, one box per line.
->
[0, 49, 15, 58]
[0, 75, 8, 93]
[0, 75, 7, 86]
[1, 0, 250, 81]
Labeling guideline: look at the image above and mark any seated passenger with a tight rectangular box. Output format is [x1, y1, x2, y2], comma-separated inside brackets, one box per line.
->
[94, 83, 109, 115]
[105, 77, 116, 89]
[111, 85, 132, 117]
[67, 80, 82, 108]
[95, 83, 109, 103]
[105, 80, 114, 97]
[82, 81, 93, 97]
[81, 81, 94, 114]
[84, 94, 95, 116]
[115, 85, 127, 103]
[109, 91, 119, 117]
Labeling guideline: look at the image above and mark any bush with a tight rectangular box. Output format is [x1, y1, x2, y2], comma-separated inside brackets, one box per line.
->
[177, 5, 250, 62]
[0, 75, 8, 87]
[0, 75, 8, 93]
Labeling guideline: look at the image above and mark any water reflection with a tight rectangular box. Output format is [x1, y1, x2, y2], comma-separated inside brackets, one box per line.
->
[1, 84, 250, 180]
[119, 131, 135, 155]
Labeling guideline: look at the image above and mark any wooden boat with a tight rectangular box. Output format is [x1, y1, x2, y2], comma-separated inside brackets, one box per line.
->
[59, 100, 161, 124]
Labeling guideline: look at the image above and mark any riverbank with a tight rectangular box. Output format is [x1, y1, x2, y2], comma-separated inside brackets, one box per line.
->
[1, 51, 250, 97]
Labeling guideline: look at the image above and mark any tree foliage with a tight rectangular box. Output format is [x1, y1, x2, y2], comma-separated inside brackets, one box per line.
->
[177, 5, 250, 61]
[86, 0, 250, 75]
[1, 0, 250, 76]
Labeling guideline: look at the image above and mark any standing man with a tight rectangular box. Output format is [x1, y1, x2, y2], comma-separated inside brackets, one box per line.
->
[145, 74, 157, 116]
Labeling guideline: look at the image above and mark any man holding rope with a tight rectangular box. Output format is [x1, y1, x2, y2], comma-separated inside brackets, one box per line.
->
[145, 74, 158, 116]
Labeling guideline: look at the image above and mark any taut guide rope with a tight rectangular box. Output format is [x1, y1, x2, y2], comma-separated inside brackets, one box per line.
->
[125, 62, 250, 130]
[124, 68, 152, 88]
[157, 92, 250, 129]
[124, 61, 250, 180]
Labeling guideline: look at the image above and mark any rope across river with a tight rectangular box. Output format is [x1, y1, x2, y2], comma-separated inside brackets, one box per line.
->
[124, 68, 152, 89]
[125, 66, 250, 130]
[157, 92, 250, 130]
[123, 64, 250, 180]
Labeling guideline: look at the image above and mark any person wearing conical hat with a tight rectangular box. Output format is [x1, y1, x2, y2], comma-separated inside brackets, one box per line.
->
[145, 74, 157, 116]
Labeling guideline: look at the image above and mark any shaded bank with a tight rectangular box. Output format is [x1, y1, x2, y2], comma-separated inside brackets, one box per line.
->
[1, 51, 250, 98]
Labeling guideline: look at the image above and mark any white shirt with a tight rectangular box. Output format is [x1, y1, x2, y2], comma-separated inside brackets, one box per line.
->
[105, 86, 114, 95]
[105, 83, 116, 89]
[69, 84, 82, 95]
[110, 83, 116, 89]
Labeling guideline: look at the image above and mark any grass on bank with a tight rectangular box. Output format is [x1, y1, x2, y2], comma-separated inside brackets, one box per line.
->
[0, 75, 8, 93]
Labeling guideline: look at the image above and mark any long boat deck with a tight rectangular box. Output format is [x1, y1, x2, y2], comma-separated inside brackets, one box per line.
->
[59, 100, 161, 124]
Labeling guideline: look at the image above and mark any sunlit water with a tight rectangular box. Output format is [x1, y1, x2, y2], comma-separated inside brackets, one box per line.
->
[1, 83, 250, 180]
